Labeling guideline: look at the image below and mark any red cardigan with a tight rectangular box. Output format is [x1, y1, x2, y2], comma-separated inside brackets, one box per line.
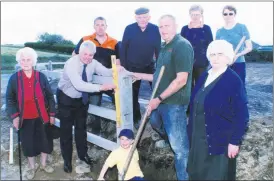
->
[6, 70, 56, 128]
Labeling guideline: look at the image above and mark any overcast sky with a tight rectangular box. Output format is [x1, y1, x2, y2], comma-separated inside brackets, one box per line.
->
[1, 2, 273, 45]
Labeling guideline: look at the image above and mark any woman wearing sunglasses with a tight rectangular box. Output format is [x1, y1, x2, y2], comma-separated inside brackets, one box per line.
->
[181, 5, 213, 89]
[216, 5, 253, 89]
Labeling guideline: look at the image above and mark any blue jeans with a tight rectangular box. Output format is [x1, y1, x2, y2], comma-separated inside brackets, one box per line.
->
[129, 176, 145, 180]
[150, 104, 189, 180]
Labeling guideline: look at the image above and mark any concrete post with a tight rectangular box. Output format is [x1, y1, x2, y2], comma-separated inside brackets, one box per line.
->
[116, 72, 133, 145]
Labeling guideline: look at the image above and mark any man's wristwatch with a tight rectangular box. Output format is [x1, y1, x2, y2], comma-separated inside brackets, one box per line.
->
[157, 95, 163, 102]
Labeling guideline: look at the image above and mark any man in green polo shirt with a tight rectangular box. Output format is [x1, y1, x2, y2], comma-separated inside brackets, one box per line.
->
[131, 14, 193, 180]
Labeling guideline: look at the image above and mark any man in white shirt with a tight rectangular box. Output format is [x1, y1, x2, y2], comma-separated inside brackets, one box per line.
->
[57, 40, 117, 173]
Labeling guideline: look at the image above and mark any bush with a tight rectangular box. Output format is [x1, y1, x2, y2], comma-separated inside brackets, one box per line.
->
[61, 39, 74, 45]
[24, 32, 76, 54]
[51, 44, 75, 53]
[37, 32, 74, 45]
[25, 42, 51, 50]
[246, 49, 273, 62]
[24, 42, 75, 54]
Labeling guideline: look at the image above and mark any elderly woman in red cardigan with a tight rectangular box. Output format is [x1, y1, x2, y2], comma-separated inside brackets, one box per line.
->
[6, 47, 56, 180]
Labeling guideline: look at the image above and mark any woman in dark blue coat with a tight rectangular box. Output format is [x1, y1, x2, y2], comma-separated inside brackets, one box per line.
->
[187, 40, 249, 180]
[181, 4, 213, 89]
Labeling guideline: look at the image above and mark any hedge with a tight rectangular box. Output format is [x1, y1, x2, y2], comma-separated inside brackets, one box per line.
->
[24, 42, 272, 62]
[24, 42, 75, 54]
[245, 49, 273, 62]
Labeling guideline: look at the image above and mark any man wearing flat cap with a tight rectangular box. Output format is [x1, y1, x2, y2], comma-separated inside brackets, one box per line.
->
[135, 7, 149, 15]
[120, 7, 161, 129]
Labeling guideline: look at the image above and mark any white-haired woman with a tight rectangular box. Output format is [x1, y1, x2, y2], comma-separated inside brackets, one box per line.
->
[187, 40, 249, 180]
[6, 47, 56, 180]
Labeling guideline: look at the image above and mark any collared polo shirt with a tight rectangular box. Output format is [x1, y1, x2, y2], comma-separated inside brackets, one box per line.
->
[153, 34, 194, 105]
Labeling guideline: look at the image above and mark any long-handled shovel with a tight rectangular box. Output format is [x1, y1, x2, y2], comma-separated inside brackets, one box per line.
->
[119, 66, 165, 180]
[232, 36, 246, 64]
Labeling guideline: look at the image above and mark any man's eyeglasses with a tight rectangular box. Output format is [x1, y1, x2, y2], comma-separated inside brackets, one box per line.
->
[223, 13, 234, 16]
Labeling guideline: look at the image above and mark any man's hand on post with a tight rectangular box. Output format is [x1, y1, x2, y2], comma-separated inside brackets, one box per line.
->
[131, 72, 142, 83]
[100, 84, 116, 91]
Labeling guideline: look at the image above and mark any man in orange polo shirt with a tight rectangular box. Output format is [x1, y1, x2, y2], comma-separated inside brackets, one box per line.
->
[72, 17, 120, 135]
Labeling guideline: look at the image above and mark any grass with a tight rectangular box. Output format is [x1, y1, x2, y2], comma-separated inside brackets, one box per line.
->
[1, 44, 24, 48]
[1, 70, 14, 74]
[1, 46, 71, 58]
[1, 46, 70, 73]
[1, 54, 16, 70]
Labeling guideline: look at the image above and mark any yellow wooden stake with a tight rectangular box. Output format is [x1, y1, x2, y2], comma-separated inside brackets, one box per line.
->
[111, 55, 122, 127]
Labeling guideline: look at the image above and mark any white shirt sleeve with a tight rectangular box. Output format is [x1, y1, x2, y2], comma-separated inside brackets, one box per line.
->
[94, 60, 113, 77]
[66, 59, 101, 93]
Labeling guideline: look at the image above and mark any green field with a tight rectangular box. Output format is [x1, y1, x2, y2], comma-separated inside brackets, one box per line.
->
[1, 46, 71, 73]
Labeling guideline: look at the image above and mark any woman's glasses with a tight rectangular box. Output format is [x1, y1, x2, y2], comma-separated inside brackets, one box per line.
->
[223, 13, 234, 16]
[209, 53, 224, 57]
[190, 14, 202, 17]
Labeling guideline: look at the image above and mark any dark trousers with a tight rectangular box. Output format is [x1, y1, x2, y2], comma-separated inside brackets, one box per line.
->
[127, 65, 154, 123]
[89, 90, 115, 134]
[192, 66, 208, 89]
[230, 62, 246, 86]
[132, 79, 142, 123]
[56, 89, 89, 163]
[187, 66, 208, 115]
[230, 62, 249, 126]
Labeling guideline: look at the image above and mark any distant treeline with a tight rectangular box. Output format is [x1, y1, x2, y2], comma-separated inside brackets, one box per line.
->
[24, 42, 75, 54]
[24, 32, 75, 54]
[246, 49, 273, 62]
[23, 32, 273, 61]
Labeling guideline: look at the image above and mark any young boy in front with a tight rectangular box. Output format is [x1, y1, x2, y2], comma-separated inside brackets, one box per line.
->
[97, 129, 145, 180]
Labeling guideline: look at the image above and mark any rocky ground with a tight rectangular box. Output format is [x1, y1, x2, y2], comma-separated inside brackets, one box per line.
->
[1, 62, 273, 180]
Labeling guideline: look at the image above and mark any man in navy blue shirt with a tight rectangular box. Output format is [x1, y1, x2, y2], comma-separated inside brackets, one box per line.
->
[120, 7, 161, 128]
